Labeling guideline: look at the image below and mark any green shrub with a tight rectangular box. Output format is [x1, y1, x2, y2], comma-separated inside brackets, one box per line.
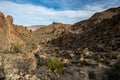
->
[10, 43, 23, 53]
[47, 58, 63, 75]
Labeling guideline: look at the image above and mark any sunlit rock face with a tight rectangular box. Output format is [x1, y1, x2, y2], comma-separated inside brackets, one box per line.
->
[6, 15, 13, 25]
[0, 12, 9, 50]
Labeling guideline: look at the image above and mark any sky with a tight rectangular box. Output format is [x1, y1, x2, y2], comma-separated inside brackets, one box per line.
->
[0, 0, 120, 26]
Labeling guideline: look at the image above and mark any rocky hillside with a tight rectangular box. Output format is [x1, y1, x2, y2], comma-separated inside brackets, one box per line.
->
[0, 12, 37, 52]
[50, 13, 120, 52]
[38, 7, 120, 80]
[34, 22, 71, 44]
[0, 7, 120, 80]
[72, 7, 120, 31]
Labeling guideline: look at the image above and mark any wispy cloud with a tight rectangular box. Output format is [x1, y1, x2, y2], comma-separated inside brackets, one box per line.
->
[86, 0, 120, 9]
[0, 1, 119, 26]
[0, 1, 94, 25]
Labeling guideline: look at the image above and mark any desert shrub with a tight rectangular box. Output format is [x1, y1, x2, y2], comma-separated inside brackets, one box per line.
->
[47, 58, 63, 75]
[10, 43, 23, 53]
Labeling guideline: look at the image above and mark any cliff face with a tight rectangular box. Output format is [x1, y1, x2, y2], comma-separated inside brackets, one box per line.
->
[0, 12, 37, 52]
[0, 13, 23, 51]
[0, 12, 10, 50]
[0, 12, 37, 80]
[6, 15, 25, 48]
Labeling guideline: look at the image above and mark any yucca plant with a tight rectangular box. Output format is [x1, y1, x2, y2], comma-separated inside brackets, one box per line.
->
[47, 58, 63, 75]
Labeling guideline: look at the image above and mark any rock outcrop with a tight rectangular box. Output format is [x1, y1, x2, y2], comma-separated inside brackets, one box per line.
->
[0, 12, 37, 52]
[0, 12, 9, 50]
[34, 22, 71, 44]
[0, 12, 37, 80]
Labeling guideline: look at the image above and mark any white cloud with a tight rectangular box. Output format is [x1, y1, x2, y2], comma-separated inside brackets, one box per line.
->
[0, 1, 105, 26]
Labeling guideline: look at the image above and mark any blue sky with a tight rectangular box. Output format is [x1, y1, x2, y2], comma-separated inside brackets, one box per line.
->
[0, 0, 120, 26]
